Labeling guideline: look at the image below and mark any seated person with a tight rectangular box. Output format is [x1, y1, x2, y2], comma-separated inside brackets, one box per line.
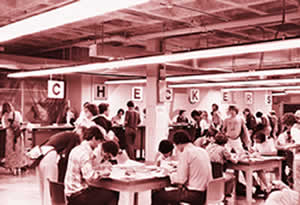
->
[154, 139, 178, 168]
[251, 132, 274, 196]
[206, 132, 238, 178]
[265, 180, 299, 205]
[64, 126, 119, 205]
[152, 130, 212, 205]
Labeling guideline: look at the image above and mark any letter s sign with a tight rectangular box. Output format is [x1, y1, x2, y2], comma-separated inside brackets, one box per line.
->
[48, 80, 64, 99]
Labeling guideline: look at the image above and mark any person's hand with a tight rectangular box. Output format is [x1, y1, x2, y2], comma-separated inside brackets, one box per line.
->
[248, 147, 255, 154]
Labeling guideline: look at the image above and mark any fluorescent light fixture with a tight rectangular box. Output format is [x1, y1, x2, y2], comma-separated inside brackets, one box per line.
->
[105, 79, 146, 84]
[272, 92, 287, 96]
[0, 0, 149, 42]
[167, 68, 300, 82]
[8, 37, 300, 78]
[222, 85, 300, 92]
[168, 78, 300, 88]
[285, 90, 300, 94]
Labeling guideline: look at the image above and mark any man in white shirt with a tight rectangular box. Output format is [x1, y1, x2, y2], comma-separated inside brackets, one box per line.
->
[222, 105, 251, 154]
[64, 126, 119, 205]
[152, 130, 212, 205]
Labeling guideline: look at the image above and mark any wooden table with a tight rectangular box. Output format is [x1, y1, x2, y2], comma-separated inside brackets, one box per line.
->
[89, 170, 170, 205]
[227, 156, 283, 205]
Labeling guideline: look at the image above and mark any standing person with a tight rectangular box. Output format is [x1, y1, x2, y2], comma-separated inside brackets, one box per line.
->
[191, 110, 202, 141]
[93, 103, 112, 133]
[176, 110, 189, 124]
[111, 108, 124, 126]
[222, 105, 251, 154]
[200, 111, 211, 137]
[152, 130, 212, 205]
[243, 108, 257, 139]
[256, 111, 272, 137]
[64, 126, 119, 205]
[124, 101, 141, 159]
[37, 126, 86, 205]
[1, 102, 27, 175]
[269, 110, 279, 138]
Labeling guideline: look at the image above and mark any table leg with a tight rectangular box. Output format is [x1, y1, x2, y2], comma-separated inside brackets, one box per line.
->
[118, 191, 135, 205]
[274, 161, 282, 180]
[233, 170, 239, 205]
[245, 170, 253, 205]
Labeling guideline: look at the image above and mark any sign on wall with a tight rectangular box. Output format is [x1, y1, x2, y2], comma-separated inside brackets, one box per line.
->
[265, 94, 272, 105]
[94, 84, 108, 100]
[222, 91, 232, 104]
[245, 92, 253, 105]
[48, 80, 64, 99]
[132, 87, 143, 101]
[165, 88, 173, 102]
[189, 89, 200, 104]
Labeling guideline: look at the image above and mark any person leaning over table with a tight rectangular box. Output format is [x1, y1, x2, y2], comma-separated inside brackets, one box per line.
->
[152, 129, 212, 205]
[64, 126, 119, 205]
[37, 126, 86, 205]
[154, 139, 178, 167]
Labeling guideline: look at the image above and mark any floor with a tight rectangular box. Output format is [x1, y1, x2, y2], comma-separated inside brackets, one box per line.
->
[0, 166, 265, 205]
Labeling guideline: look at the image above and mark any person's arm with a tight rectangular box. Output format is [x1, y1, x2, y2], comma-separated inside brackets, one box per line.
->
[124, 111, 129, 126]
[169, 150, 188, 185]
[81, 154, 110, 182]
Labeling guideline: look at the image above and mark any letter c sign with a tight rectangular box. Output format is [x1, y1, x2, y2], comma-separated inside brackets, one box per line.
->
[48, 80, 64, 99]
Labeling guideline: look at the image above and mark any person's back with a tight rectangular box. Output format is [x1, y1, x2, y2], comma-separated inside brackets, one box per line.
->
[124, 109, 140, 128]
[177, 143, 212, 191]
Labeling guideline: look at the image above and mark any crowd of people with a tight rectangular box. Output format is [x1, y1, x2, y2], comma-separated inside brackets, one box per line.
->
[2, 100, 300, 205]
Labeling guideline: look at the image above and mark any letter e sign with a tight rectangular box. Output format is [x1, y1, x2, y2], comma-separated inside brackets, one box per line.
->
[132, 87, 143, 101]
[48, 80, 64, 99]
[189, 89, 200, 104]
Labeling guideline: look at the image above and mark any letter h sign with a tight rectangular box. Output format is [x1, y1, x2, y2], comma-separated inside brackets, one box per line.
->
[94, 84, 108, 100]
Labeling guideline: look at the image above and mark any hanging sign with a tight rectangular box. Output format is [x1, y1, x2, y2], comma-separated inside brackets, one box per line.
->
[48, 80, 64, 99]
[132, 87, 143, 101]
[245, 92, 253, 105]
[265, 94, 272, 105]
[165, 88, 173, 102]
[189, 89, 200, 104]
[222, 91, 232, 104]
[94, 84, 108, 100]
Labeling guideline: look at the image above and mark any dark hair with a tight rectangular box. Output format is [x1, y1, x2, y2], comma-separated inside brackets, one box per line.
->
[255, 132, 266, 143]
[173, 130, 191, 145]
[228, 105, 239, 114]
[102, 140, 119, 157]
[281, 113, 296, 126]
[98, 103, 109, 114]
[214, 132, 228, 145]
[212, 103, 219, 110]
[127, 100, 134, 108]
[243, 108, 250, 114]
[83, 102, 90, 107]
[179, 110, 186, 115]
[256, 111, 263, 118]
[85, 104, 98, 116]
[117, 108, 124, 115]
[83, 126, 104, 141]
[2, 102, 13, 115]
[191, 110, 200, 118]
[158, 140, 174, 154]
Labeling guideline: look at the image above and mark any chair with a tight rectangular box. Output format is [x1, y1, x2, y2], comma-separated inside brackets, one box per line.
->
[206, 177, 226, 205]
[180, 177, 226, 205]
[48, 179, 66, 205]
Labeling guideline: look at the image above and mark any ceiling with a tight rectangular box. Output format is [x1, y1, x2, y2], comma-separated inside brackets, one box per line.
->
[1, 0, 300, 85]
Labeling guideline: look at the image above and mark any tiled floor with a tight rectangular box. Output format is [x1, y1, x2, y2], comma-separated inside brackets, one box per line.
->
[0, 166, 265, 205]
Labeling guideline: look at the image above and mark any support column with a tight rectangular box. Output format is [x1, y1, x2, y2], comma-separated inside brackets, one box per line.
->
[145, 40, 169, 162]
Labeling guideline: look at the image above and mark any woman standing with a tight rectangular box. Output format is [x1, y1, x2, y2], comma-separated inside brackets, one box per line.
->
[1, 102, 27, 175]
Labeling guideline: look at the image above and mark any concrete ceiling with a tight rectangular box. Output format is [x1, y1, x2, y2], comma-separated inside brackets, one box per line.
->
[0, 0, 300, 83]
